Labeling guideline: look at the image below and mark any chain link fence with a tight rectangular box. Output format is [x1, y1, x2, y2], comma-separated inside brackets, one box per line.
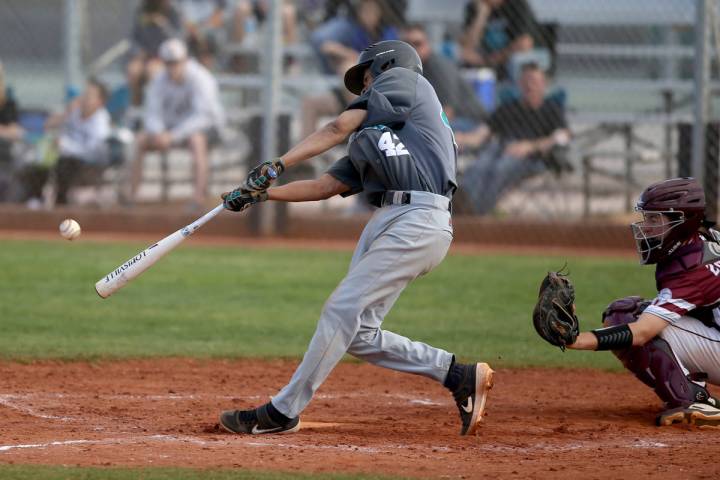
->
[1, 0, 719, 244]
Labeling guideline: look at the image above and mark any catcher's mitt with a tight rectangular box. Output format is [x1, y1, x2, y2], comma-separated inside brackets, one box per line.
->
[533, 271, 580, 350]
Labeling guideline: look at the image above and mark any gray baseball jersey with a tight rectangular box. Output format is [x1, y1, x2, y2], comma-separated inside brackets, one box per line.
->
[271, 66, 458, 419]
[327, 67, 458, 205]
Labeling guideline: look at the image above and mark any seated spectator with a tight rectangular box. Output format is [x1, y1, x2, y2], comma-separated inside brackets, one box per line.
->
[16, 79, 112, 206]
[175, 0, 228, 69]
[460, 0, 548, 81]
[229, 0, 299, 73]
[310, 0, 400, 75]
[300, 0, 401, 141]
[127, 0, 184, 108]
[457, 63, 571, 215]
[232, 0, 298, 45]
[52, 79, 112, 205]
[0, 62, 23, 202]
[319, 0, 406, 28]
[402, 24, 485, 132]
[129, 39, 224, 209]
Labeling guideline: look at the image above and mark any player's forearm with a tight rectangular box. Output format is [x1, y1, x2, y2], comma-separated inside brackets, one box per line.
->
[566, 332, 598, 351]
[280, 125, 346, 169]
[267, 180, 329, 202]
[267, 175, 349, 202]
[281, 110, 367, 169]
[567, 315, 665, 351]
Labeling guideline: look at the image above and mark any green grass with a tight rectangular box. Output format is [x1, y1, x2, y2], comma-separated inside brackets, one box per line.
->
[0, 239, 656, 369]
[0, 465, 402, 480]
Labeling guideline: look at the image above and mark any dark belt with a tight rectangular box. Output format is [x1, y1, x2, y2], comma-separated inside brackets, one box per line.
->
[377, 191, 452, 211]
[381, 191, 412, 207]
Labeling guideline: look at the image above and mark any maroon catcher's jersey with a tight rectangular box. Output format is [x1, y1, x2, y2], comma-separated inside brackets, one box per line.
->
[644, 233, 720, 330]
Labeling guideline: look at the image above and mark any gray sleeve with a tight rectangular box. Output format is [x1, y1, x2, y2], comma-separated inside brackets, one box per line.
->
[347, 69, 417, 128]
[326, 155, 363, 197]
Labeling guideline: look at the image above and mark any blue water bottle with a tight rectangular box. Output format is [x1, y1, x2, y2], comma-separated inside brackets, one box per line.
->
[473, 68, 496, 112]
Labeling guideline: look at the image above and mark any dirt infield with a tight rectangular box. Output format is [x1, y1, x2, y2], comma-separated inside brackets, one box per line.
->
[1, 359, 717, 479]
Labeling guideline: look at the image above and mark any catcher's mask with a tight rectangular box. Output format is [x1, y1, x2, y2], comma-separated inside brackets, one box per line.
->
[631, 177, 705, 264]
[343, 40, 423, 95]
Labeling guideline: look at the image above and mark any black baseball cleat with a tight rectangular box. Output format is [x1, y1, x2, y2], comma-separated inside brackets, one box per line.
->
[219, 403, 300, 435]
[657, 402, 720, 428]
[450, 362, 495, 435]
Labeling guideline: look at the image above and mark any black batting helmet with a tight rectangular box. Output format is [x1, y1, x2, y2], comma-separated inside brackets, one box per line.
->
[343, 40, 423, 95]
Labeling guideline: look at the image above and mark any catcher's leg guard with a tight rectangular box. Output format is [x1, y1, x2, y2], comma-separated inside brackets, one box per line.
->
[603, 296, 715, 408]
[613, 337, 714, 408]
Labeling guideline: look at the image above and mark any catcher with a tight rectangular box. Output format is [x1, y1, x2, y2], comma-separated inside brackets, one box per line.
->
[534, 177, 720, 427]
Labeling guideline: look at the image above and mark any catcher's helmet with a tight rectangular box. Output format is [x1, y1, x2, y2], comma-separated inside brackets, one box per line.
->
[343, 40, 423, 95]
[631, 177, 706, 264]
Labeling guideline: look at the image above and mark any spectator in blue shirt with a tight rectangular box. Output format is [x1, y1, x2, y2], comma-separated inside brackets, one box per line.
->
[460, 0, 547, 81]
[310, 0, 400, 75]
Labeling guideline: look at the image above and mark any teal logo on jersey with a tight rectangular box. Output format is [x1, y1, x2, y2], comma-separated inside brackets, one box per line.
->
[441, 111, 451, 128]
[441, 110, 457, 148]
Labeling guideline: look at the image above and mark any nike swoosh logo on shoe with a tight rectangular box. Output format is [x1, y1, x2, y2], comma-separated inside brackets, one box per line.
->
[251, 425, 284, 434]
[461, 397, 473, 413]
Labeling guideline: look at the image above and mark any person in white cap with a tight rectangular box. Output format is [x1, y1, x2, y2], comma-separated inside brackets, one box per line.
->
[129, 38, 225, 209]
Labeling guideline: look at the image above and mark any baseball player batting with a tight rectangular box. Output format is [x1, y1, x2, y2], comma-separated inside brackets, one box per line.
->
[218, 40, 494, 436]
[534, 177, 720, 428]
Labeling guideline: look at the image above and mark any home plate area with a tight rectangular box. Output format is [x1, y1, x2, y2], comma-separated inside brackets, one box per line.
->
[0, 358, 717, 478]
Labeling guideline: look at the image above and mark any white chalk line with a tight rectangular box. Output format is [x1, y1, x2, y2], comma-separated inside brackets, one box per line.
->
[0, 439, 95, 452]
[0, 392, 685, 456]
[0, 395, 75, 421]
[0, 433, 676, 456]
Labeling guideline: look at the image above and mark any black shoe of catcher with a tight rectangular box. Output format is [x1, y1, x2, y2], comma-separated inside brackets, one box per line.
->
[450, 362, 495, 435]
[219, 403, 300, 435]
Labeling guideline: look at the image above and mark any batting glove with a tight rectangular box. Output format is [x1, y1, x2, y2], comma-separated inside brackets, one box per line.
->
[222, 189, 269, 212]
[243, 158, 284, 192]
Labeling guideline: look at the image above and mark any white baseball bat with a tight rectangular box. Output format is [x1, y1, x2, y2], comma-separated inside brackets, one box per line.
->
[95, 203, 225, 298]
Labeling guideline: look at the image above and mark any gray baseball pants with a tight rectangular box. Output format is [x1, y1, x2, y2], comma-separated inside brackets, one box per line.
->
[272, 191, 455, 418]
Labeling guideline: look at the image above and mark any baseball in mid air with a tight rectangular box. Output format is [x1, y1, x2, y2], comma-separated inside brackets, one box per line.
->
[59, 218, 81, 241]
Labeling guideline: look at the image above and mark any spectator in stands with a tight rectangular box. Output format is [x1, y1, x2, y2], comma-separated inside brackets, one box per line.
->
[129, 39, 224, 210]
[0, 62, 21, 162]
[127, 0, 184, 108]
[0, 62, 23, 202]
[319, 0, 406, 27]
[15, 79, 112, 206]
[310, 0, 400, 75]
[460, 0, 547, 81]
[402, 24, 485, 132]
[51, 79, 112, 205]
[228, 0, 298, 74]
[175, 0, 228, 69]
[232, 0, 298, 45]
[457, 63, 570, 215]
[300, 0, 401, 141]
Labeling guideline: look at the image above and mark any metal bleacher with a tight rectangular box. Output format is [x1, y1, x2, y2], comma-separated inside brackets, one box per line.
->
[410, 0, 704, 218]
[535, 0, 702, 217]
